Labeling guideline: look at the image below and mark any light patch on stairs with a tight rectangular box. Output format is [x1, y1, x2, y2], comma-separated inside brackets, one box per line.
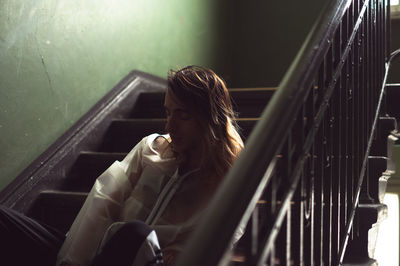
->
[375, 193, 399, 266]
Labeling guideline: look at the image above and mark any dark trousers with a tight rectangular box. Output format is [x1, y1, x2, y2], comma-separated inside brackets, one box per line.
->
[0, 205, 65, 266]
[0, 206, 164, 266]
[92, 221, 164, 266]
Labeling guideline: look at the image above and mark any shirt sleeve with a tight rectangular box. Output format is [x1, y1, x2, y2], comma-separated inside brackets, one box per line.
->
[56, 136, 148, 266]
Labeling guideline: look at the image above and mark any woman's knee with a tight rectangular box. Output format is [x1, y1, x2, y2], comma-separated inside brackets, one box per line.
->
[92, 220, 160, 266]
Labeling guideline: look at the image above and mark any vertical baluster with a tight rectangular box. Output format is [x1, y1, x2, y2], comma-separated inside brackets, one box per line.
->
[379, 0, 384, 102]
[323, 45, 334, 266]
[285, 206, 291, 266]
[378, 0, 383, 81]
[372, 0, 378, 107]
[363, 6, 373, 203]
[251, 203, 259, 261]
[360, 2, 370, 201]
[242, 207, 254, 264]
[274, 185, 284, 265]
[303, 81, 316, 266]
[349, 0, 354, 42]
[285, 135, 292, 266]
[361, 4, 367, 161]
[385, 0, 390, 60]
[365, 0, 373, 139]
[315, 127, 323, 266]
[354, 17, 361, 199]
[343, 54, 350, 229]
[302, 156, 312, 266]
[314, 64, 325, 265]
[368, 0, 373, 115]
[367, 1, 372, 142]
[341, 5, 350, 235]
[382, 0, 387, 77]
[300, 106, 306, 266]
[332, 23, 343, 264]
[290, 114, 301, 265]
[291, 176, 300, 265]
[338, 66, 346, 262]
[355, 0, 360, 25]
[310, 145, 315, 266]
[270, 172, 278, 266]
[323, 108, 331, 266]
[348, 23, 356, 235]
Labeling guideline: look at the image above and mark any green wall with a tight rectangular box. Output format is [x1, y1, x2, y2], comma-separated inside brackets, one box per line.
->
[0, 0, 328, 191]
[0, 0, 230, 190]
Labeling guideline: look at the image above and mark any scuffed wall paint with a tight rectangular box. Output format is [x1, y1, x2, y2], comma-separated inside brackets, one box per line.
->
[0, 0, 328, 190]
[0, 0, 223, 190]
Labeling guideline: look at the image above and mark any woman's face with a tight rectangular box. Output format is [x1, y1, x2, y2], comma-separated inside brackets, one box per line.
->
[164, 89, 203, 156]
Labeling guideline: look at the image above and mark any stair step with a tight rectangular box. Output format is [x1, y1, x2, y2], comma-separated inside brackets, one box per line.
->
[230, 88, 276, 118]
[99, 118, 258, 152]
[64, 152, 127, 191]
[341, 258, 378, 265]
[99, 118, 166, 152]
[65, 117, 264, 191]
[28, 190, 88, 233]
[130, 88, 275, 118]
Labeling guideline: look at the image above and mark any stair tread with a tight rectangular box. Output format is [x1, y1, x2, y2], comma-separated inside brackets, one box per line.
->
[112, 117, 260, 122]
[98, 118, 257, 153]
[130, 89, 274, 118]
[386, 83, 400, 87]
[28, 190, 88, 233]
[342, 258, 378, 266]
[37, 190, 89, 200]
[80, 151, 128, 155]
[229, 87, 276, 91]
[67, 152, 126, 178]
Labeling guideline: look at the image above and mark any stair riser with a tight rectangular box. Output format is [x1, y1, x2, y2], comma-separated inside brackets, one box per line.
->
[131, 90, 274, 118]
[64, 153, 126, 191]
[100, 119, 257, 152]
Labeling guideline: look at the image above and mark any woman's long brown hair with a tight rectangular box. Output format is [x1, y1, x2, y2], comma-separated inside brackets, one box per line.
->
[167, 66, 244, 179]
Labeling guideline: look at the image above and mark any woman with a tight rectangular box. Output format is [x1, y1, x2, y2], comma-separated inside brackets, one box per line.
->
[1, 66, 243, 266]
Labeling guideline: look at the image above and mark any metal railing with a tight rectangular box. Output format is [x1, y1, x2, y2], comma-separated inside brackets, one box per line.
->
[175, 0, 393, 265]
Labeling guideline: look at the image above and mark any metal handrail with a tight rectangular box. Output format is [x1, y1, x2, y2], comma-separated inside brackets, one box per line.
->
[175, 0, 390, 265]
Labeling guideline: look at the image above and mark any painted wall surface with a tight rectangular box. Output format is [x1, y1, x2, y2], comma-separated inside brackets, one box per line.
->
[0, 0, 229, 190]
[0, 0, 328, 191]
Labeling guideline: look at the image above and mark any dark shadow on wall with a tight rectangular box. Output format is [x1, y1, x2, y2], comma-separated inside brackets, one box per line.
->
[217, 0, 329, 88]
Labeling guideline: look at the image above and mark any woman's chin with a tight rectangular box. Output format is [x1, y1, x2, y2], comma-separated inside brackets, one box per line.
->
[171, 142, 183, 153]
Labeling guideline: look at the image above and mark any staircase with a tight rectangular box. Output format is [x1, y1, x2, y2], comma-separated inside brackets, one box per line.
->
[0, 72, 275, 234]
[1, 0, 399, 265]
